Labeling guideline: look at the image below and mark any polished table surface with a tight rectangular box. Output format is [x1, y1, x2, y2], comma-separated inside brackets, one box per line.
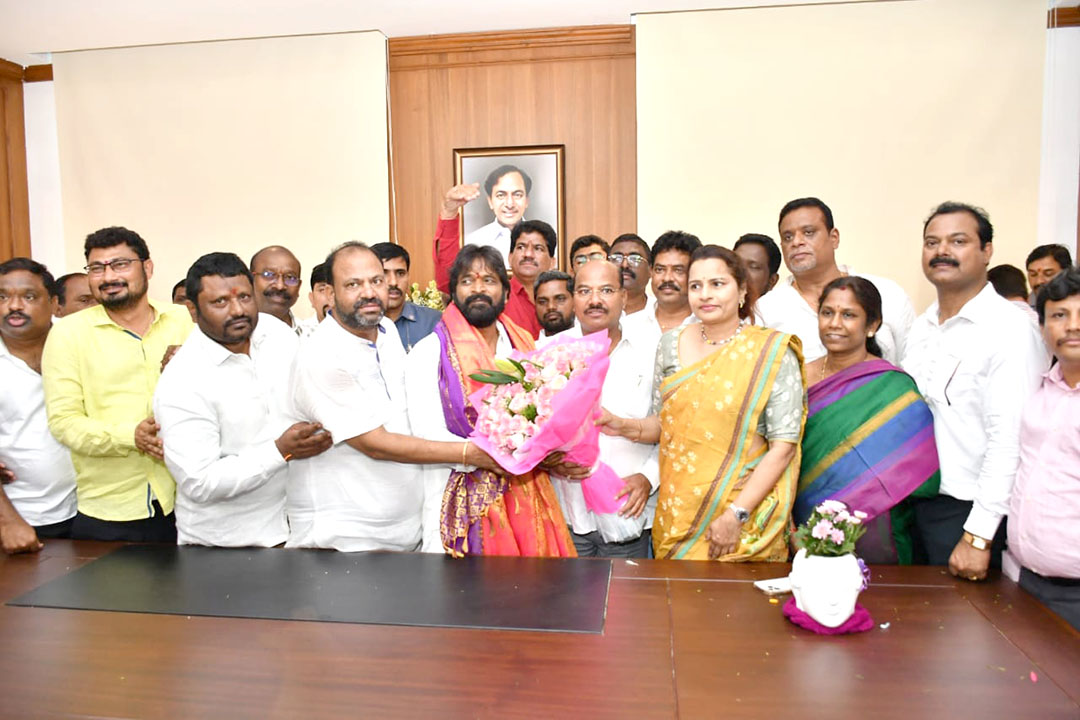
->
[2, 541, 1078, 719]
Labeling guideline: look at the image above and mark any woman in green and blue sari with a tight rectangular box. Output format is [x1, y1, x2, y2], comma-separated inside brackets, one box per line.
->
[799, 277, 940, 564]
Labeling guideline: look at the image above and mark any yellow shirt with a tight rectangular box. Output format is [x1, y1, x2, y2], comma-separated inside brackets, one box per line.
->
[42, 299, 193, 521]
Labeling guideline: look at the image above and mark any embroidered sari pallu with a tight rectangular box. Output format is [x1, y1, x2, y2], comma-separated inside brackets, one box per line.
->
[796, 359, 940, 564]
[435, 305, 575, 557]
[654, 327, 804, 561]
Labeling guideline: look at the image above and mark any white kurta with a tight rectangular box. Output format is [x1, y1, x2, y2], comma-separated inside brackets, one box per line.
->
[287, 316, 422, 551]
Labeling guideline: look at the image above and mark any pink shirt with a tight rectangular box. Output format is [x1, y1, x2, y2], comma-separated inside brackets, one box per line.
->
[1007, 364, 1080, 579]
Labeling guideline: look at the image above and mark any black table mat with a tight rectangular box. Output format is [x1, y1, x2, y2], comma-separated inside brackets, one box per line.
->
[8, 545, 611, 633]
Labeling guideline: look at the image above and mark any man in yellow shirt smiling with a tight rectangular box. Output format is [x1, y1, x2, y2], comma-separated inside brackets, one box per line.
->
[42, 227, 193, 542]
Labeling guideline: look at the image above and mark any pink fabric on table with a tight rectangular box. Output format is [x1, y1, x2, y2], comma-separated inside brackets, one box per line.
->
[782, 598, 874, 635]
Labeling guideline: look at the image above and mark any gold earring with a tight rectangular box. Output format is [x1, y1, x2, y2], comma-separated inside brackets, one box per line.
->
[868, 331, 876, 337]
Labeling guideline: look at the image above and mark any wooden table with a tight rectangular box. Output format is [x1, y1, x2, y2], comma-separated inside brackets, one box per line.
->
[2, 541, 1077, 719]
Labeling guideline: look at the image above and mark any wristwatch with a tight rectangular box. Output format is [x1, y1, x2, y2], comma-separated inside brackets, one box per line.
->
[962, 531, 990, 551]
[729, 504, 750, 524]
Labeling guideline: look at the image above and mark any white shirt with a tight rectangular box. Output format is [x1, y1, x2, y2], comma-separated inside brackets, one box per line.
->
[542, 324, 660, 537]
[755, 266, 916, 363]
[464, 219, 513, 268]
[287, 315, 422, 551]
[406, 321, 513, 553]
[621, 297, 693, 358]
[295, 314, 320, 339]
[901, 283, 1048, 539]
[153, 315, 297, 547]
[0, 337, 77, 527]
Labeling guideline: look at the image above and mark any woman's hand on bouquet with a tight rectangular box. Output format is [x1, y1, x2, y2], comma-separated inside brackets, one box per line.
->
[465, 443, 505, 474]
[539, 452, 591, 480]
[615, 474, 650, 518]
[595, 409, 633, 439]
[706, 509, 741, 559]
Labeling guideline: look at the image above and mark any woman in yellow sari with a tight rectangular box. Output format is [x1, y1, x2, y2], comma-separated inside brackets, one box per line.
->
[600, 245, 805, 561]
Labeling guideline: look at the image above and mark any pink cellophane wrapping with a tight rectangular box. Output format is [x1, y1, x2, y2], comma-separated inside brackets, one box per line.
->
[467, 331, 626, 519]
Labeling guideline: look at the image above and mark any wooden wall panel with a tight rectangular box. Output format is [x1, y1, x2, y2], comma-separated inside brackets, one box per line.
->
[0, 59, 31, 262]
[389, 25, 636, 286]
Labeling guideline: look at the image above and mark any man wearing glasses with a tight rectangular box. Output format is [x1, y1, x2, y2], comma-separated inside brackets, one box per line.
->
[608, 233, 652, 316]
[569, 235, 610, 275]
[41, 226, 193, 542]
[250, 246, 308, 337]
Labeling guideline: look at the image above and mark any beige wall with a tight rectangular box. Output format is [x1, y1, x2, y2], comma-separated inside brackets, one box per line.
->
[636, 0, 1046, 312]
[52, 32, 389, 316]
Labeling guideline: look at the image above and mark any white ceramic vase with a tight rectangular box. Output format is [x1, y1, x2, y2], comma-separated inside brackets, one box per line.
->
[789, 548, 865, 628]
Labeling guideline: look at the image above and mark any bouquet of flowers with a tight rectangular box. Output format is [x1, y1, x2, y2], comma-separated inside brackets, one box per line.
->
[469, 331, 640, 542]
[792, 500, 868, 557]
[409, 280, 445, 310]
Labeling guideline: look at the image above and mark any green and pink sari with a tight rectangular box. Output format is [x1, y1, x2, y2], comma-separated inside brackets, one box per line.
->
[796, 359, 940, 564]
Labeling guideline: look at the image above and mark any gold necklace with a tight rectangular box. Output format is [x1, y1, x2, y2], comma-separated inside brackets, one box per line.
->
[820, 356, 829, 381]
[701, 318, 746, 346]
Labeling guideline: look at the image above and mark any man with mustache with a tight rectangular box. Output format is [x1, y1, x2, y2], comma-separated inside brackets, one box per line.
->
[534, 270, 575, 337]
[296, 262, 333, 339]
[623, 230, 700, 349]
[52, 272, 98, 317]
[250, 245, 309, 337]
[502, 220, 556, 339]
[42, 226, 193, 542]
[288, 242, 499, 551]
[757, 197, 916, 363]
[153, 253, 332, 547]
[405, 245, 575, 556]
[902, 202, 1047, 583]
[544, 259, 659, 558]
[0, 258, 76, 553]
[608, 233, 652, 315]
[1008, 266, 1080, 630]
[371, 242, 441, 352]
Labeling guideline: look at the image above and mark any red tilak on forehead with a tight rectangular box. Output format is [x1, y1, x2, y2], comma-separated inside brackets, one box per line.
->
[229, 287, 242, 297]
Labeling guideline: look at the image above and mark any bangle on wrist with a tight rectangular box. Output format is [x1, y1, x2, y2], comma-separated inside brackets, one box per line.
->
[282, 452, 293, 462]
[461, 440, 469, 466]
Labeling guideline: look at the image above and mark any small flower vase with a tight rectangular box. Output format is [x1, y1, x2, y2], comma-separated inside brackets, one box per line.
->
[789, 548, 865, 628]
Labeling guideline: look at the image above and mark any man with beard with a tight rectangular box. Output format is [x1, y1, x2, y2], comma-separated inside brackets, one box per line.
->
[250, 245, 308, 336]
[757, 197, 915, 363]
[371, 242, 441, 352]
[52, 272, 98, 317]
[42, 226, 193, 542]
[405, 245, 575, 556]
[623, 230, 700, 349]
[534, 270, 575, 337]
[902, 202, 1046, 582]
[288, 242, 500, 551]
[545, 260, 659, 558]
[608, 233, 651, 315]
[0, 258, 77, 553]
[153, 253, 332, 547]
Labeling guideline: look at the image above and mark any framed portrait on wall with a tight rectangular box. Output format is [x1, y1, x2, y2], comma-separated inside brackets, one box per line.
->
[453, 145, 567, 270]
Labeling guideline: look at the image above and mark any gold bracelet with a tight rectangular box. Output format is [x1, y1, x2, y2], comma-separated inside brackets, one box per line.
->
[461, 440, 469, 466]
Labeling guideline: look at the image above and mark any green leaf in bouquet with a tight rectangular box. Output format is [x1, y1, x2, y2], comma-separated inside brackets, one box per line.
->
[469, 370, 520, 385]
[521, 404, 538, 422]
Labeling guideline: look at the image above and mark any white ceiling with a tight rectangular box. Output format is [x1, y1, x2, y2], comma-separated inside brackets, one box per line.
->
[0, 0, 887, 67]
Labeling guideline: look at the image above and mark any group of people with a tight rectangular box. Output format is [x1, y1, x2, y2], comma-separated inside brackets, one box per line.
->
[0, 171, 1077, 630]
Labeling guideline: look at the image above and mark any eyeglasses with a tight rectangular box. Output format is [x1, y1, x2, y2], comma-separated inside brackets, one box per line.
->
[574, 286, 619, 299]
[573, 252, 608, 267]
[608, 252, 647, 267]
[257, 270, 301, 287]
[84, 258, 142, 275]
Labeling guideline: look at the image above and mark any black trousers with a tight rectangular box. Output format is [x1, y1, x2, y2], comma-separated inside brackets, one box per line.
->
[34, 517, 74, 539]
[70, 500, 177, 543]
[1019, 567, 1080, 631]
[911, 494, 1006, 567]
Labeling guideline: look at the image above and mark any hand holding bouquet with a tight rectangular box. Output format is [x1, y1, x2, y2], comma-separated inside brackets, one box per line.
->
[468, 332, 637, 540]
